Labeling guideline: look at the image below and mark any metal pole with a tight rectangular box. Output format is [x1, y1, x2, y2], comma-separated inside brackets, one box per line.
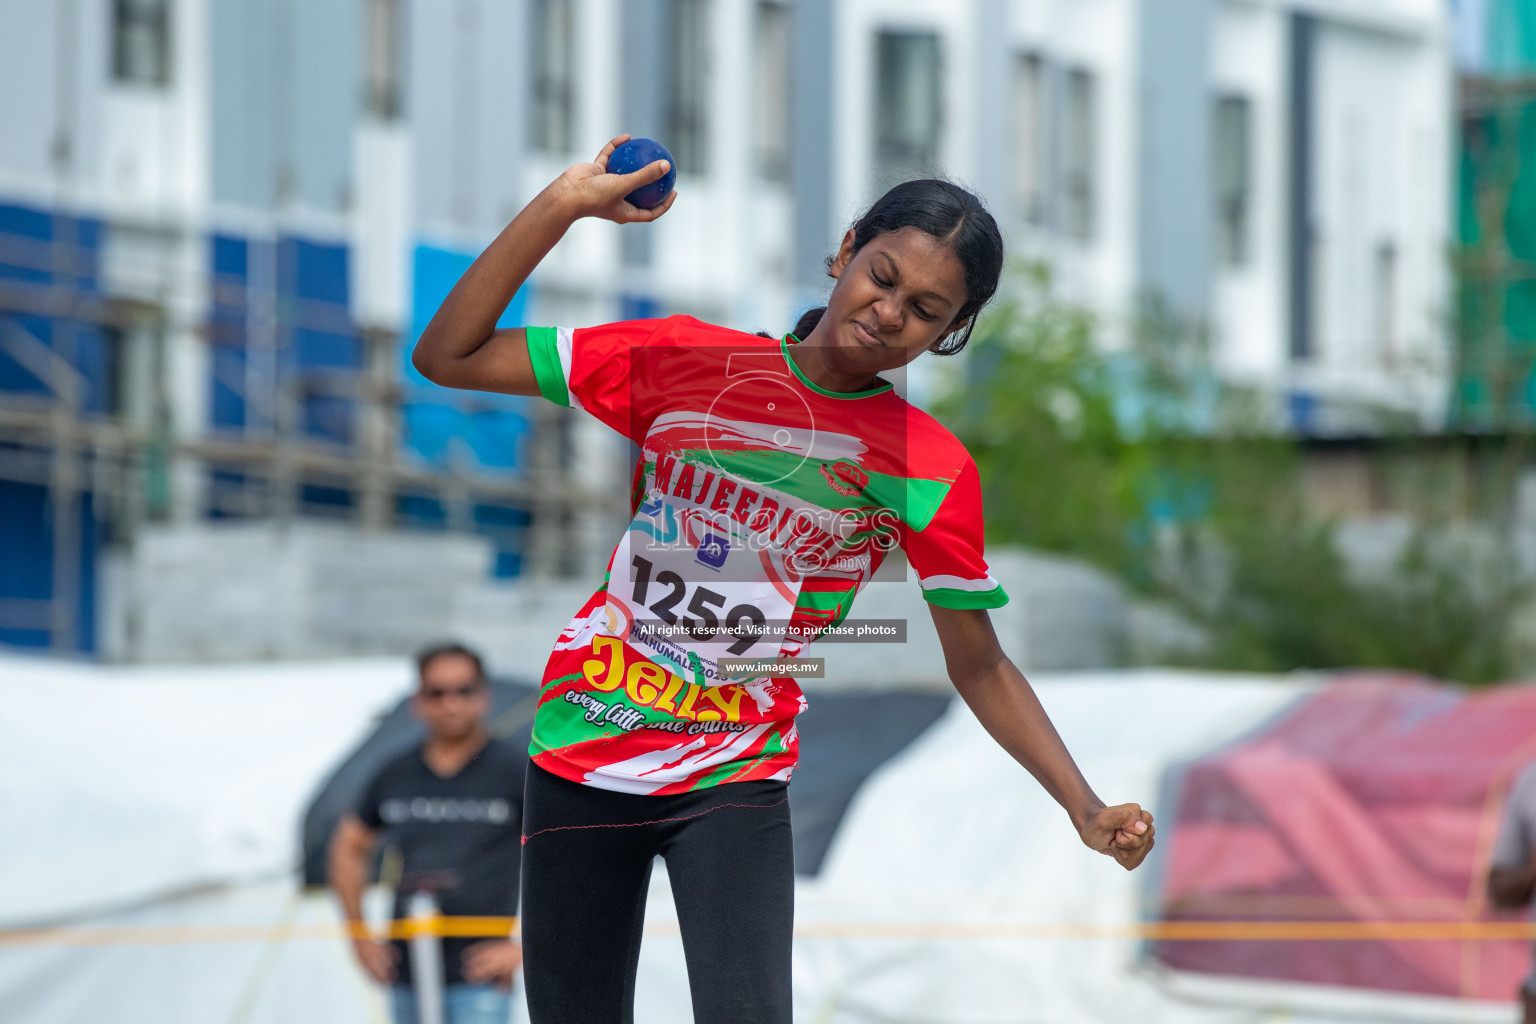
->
[358, 326, 396, 529]
[48, 0, 81, 655]
[406, 890, 446, 1024]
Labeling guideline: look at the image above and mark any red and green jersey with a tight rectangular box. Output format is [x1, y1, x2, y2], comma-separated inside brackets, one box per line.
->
[524, 315, 1007, 794]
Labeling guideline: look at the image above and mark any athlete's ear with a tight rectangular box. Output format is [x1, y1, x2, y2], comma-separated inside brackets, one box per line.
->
[930, 317, 970, 351]
[827, 229, 857, 280]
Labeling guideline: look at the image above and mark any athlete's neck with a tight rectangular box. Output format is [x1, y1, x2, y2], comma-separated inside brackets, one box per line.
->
[423, 727, 490, 778]
[789, 328, 884, 394]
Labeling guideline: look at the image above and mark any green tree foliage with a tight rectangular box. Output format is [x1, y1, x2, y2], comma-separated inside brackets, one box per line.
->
[935, 263, 1531, 684]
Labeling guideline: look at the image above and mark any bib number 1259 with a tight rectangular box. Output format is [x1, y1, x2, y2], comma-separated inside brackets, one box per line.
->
[629, 555, 766, 655]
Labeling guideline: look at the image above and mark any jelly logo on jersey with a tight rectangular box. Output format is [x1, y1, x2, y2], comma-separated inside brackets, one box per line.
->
[820, 460, 868, 497]
[582, 636, 745, 722]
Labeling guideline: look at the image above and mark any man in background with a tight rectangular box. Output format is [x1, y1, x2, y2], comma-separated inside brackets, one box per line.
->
[1489, 761, 1536, 1024]
[330, 642, 527, 1024]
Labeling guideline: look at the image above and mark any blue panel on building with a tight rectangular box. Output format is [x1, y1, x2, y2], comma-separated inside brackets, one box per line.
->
[0, 202, 110, 413]
[207, 230, 361, 445]
[303, 393, 354, 443]
[402, 243, 531, 476]
[213, 233, 248, 277]
[392, 490, 529, 578]
[0, 312, 53, 395]
[396, 491, 449, 529]
[209, 233, 251, 431]
[207, 468, 249, 519]
[210, 343, 248, 430]
[0, 313, 113, 416]
[286, 236, 348, 302]
[0, 199, 106, 654]
[301, 481, 354, 511]
[399, 402, 465, 463]
[0, 480, 52, 648]
[1288, 390, 1319, 434]
[0, 480, 100, 653]
[0, 203, 102, 287]
[620, 293, 661, 321]
[475, 501, 532, 578]
[0, 202, 55, 242]
[285, 236, 358, 373]
[465, 409, 528, 470]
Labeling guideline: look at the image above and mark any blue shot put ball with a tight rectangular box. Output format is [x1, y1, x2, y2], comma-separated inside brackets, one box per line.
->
[608, 138, 677, 209]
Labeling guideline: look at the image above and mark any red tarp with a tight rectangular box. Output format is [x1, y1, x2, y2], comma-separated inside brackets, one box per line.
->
[1154, 674, 1536, 999]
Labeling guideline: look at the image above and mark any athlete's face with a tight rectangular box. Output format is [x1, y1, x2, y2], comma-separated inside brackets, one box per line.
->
[413, 653, 489, 742]
[823, 226, 971, 376]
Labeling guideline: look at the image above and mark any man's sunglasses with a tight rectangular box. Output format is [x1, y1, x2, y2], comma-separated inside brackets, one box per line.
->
[421, 683, 484, 701]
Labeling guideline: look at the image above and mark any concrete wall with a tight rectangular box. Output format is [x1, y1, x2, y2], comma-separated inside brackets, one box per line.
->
[103, 525, 1141, 684]
[106, 521, 593, 664]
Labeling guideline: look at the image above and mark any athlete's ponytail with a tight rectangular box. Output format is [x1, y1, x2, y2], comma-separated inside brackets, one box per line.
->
[790, 307, 824, 340]
[795, 179, 1003, 355]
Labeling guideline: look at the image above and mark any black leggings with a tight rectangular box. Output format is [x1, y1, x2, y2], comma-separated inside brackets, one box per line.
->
[519, 763, 795, 1024]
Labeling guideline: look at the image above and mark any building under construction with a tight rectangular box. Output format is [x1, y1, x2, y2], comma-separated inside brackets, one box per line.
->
[0, 1, 638, 661]
[0, 0, 1459, 661]
[0, 0, 812, 662]
[1456, 0, 1536, 428]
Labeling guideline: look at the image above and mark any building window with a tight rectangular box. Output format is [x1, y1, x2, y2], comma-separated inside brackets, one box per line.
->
[874, 30, 943, 187]
[531, 0, 577, 153]
[365, 0, 403, 119]
[753, 2, 792, 183]
[1374, 240, 1397, 359]
[112, 0, 171, 87]
[1012, 53, 1048, 225]
[667, 0, 712, 175]
[1214, 94, 1252, 266]
[1063, 68, 1095, 241]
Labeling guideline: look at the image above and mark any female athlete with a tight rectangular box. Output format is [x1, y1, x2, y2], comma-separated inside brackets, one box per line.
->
[413, 135, 1155, 1024]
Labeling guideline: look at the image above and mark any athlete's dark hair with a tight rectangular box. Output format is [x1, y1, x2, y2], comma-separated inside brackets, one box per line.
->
[794, 179, 1004, 355]
[415, 641, 487, 686]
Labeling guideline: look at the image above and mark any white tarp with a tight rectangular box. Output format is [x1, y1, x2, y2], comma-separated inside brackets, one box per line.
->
[0, 656, 1516, 1023]
[0, 654, 413, 925]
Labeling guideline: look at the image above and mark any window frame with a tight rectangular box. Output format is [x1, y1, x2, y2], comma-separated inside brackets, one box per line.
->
[752, 1, 792, 184]
[1213, 92, 1254, 268]
[111, 0, 172, 88]
[872, 28, 945, 189]
[1063, 66, 1096, 243]
[530, 0, 579, 154]
[666, 0, 713, 176]
[364, 0, 404, 121]
[1012, 51, 1049, 226]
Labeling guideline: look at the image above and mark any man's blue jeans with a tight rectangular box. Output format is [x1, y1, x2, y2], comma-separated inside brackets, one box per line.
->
[389, 983, 512, 1024]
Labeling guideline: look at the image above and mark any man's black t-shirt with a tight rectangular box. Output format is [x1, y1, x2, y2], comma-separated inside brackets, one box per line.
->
[355, 738, 527, 986]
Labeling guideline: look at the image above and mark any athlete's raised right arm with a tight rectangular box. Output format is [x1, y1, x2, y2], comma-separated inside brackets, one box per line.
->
[411, 135, 675, 396]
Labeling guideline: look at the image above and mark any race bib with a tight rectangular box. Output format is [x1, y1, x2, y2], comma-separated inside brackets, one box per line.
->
[602, 493, 801, 683]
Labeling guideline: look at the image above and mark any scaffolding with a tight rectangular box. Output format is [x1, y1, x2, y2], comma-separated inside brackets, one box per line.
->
[1456, 73, 1536, 429]
[0, 0, 637, 660]
[0, 205, 620, 659]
